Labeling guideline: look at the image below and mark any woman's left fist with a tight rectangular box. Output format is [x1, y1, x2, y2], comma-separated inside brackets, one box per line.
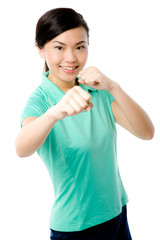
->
[78, 66, 116, 91]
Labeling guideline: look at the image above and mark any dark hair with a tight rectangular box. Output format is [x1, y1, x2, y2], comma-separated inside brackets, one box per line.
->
[35, 8, 89, 72]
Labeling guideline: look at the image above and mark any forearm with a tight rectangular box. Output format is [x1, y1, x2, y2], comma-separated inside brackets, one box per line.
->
[16, 86, 93, 157]
[109, 83, 155, 139]
[78, 66, 154, 139]
[15, 109, 58, 157]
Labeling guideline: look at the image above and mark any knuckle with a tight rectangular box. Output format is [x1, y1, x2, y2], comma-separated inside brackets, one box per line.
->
[67, 88, 76, 95]
[83, 102, 89, 109]
[67, 107, 75, 116]
[90, 66, 96, 71]
[86, 94, 91, 101]
[68, 111, 73, 116]
[75, 109, 80, 114]
[67, 87, 79, 96]
[67, 111, 72, 116]
[73, 86, 81, 92]
[64, 94, 70, 103]
[74, 104, 82, 113]
[67, 89, 72, 94]
[77, 105, 83, 112]
[73, 86, 79, 90]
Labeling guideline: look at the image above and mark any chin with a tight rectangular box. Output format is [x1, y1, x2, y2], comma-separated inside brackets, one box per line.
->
[60, 73, 78, 82]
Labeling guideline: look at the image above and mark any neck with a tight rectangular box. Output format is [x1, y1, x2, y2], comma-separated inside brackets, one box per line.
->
[48, 72, 78, 93]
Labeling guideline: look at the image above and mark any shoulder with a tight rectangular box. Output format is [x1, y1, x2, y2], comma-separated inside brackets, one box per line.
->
[25, 85, 49, 108]
[21, 86, 49, 124]
[28, 85, 47, 101]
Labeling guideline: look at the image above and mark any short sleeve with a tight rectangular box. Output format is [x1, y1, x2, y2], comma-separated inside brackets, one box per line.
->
[108, 92, 115, 104]
[20, 87, 49, 126]
[100, 90, 115, 105]
[99, 89, 116, 131]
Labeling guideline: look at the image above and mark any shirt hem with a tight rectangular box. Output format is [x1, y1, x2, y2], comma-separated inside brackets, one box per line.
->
[49, 200, 129, 232]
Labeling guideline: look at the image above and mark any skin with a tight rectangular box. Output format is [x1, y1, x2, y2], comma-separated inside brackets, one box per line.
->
[15, 27, 154, 157]
[37, 27, 89, 92]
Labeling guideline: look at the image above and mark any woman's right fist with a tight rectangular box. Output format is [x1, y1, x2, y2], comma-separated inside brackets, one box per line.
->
[47, 86, 94, 121]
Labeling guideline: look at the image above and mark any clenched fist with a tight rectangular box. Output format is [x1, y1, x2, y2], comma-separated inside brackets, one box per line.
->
[78, 66, 117, 91]
[47, 86, 94, 120]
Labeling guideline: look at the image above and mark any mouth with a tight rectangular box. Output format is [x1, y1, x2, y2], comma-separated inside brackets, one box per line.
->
[60, 65, 79, 73]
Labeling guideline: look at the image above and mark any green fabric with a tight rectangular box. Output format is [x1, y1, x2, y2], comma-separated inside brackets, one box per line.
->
[21, 72, 128, 231]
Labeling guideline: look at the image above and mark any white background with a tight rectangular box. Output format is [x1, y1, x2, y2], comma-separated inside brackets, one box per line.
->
[0, 0, 160, 239]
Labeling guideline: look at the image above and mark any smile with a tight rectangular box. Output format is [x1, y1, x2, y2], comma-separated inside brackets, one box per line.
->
[60, 66, 79, 73]
[61, 66, 79, 70]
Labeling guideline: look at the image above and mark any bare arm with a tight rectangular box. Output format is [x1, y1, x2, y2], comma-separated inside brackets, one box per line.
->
[15, 86, 93, 158]
[110, 85, 155, 140]
[15, 113, 57, 157]
[79, 66, 155, 140]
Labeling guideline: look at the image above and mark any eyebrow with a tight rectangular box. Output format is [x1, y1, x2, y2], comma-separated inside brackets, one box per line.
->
[52, 41, 87, 45]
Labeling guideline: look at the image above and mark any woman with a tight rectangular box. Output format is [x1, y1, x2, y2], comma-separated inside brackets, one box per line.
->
[15, 8, 154, 240]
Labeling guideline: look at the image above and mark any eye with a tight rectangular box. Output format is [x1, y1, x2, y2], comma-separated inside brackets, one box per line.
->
[55, 46, 63, 51]
[76, 46, 85, 50]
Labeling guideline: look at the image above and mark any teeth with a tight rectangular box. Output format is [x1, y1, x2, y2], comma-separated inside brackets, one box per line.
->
[63, 67, 76, 70]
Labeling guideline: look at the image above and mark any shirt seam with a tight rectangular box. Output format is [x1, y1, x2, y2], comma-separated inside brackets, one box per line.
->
[64, 159, 85, 223]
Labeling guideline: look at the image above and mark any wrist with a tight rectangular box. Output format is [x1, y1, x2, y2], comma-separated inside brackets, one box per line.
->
[46, 106, 60, 123]
[46, 104, 66, 122]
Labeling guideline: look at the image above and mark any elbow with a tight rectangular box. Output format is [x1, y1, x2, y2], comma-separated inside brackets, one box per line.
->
[16, 150, 26, 158]
[144, 126, 155, 140]
[146, 132, 155, 141]
[15, 143, 34, 158]
[15, 145, 26, 158]
[15, 148, 31, 158]
[15, 139, 28, 158]
[16, 151, 24, 158]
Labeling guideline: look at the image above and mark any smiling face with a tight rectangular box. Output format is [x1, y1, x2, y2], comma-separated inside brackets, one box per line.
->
[38, 27, 88, 91]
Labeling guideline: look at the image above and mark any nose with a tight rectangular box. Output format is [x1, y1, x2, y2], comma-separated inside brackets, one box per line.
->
[65, 49, 77, 62]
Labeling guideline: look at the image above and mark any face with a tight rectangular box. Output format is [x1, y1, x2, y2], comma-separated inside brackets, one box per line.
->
[38, 27, 88, 86]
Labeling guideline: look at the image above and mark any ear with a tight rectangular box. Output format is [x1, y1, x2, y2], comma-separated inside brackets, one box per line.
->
[35, 43, 45, 59]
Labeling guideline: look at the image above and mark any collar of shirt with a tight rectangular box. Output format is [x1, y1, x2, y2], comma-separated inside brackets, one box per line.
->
[41, 71, 97, 104]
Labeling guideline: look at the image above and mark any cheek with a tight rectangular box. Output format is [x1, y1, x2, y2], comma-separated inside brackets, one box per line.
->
[81, 53, 88, 65]
[46, 54, 61, 67]
[78, 51, 88, 64]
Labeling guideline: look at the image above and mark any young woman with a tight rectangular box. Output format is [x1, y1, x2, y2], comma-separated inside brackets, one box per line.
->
[15, 8, 154, 240]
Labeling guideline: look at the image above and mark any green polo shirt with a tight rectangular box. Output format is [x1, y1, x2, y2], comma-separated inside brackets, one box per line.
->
[21, 71, 128, 232]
